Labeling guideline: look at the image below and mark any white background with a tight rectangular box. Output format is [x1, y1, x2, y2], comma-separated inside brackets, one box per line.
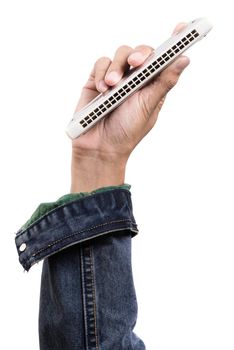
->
[0, 1, 233, 349]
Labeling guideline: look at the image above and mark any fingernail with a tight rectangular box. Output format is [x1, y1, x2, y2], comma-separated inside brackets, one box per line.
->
[98, 80, 108, 93]
[128, 52, 145, 63]
[106, 71, 120, 84]
[175, 56, 190, 71]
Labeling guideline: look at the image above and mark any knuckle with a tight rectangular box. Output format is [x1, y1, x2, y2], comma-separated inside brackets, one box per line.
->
[134, 44, 153, 53]
[161, 74, 178, 92]
[109, 59, 123, 68]
[138, 94, 151, 120]
[117, 45, 132, 52]
[100, 56, 111, 62]
[95, 56, 111, 67]
[167, 77, 178, 90]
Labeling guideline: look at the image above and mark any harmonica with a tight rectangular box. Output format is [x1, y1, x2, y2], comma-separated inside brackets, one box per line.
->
[66, 18, 212, 139]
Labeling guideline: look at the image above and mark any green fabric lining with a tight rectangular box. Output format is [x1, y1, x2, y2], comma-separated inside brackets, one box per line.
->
[20, 184, 131, 231]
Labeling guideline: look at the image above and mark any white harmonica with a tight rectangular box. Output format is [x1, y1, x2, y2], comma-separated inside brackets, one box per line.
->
[66, 18, 212, 139]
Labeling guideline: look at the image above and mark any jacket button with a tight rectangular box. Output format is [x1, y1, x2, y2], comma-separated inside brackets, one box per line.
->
[19, 243, 27, 252]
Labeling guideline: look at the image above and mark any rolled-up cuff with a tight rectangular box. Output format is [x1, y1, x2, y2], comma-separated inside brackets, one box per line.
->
[15, 188, 138, 271]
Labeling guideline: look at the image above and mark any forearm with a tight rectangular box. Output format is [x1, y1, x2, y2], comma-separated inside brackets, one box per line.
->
[70, 151, 127, 193]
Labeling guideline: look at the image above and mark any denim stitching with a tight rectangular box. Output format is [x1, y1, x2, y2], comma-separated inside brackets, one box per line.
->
[89, 246, 99, 350]
[25, 227, 138, 271]
[16, 189, 131, 236]
[30, 219, 137, 258]
[81, 245, 99, 350]
[80, 246, 89, 349]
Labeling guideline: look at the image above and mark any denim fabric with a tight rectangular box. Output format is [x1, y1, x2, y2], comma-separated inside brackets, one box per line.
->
[15, 188, 145, 349]
[19, 184, 131, 232]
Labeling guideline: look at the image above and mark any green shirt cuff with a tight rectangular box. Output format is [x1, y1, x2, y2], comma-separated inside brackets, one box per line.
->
[20, 184, 131, 231]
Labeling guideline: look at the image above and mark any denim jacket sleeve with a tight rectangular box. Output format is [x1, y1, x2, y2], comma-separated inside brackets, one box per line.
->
[14, 186, 145, 349]
[15, 186, 138, 271]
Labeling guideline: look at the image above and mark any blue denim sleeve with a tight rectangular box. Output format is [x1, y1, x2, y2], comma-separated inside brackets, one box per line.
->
[15, 188, 145, 350]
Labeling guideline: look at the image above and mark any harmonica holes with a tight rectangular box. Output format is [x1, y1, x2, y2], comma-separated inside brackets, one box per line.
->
[79, 29, 200, 128]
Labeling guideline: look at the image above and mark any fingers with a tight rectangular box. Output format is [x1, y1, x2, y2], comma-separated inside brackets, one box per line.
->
[137, 21, 190, 117]
[94, 46, 133, 92]
[93, 44, 154, 93]
[89, 21, 187, 95]
[92, 31, 189, 115]
[158, 56, 190, 93]
[94, 56, 112, 93]
[172, 22, 187, 35]
[128, 45, 154, 66]
[105, 45, 133, 86]
[105, 45, 153, 85]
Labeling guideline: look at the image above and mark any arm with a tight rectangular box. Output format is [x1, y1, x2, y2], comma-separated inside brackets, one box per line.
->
[16, 25, 189, 350]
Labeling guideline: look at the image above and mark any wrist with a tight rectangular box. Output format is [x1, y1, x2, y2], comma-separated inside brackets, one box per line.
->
[70, 150, 128, 193]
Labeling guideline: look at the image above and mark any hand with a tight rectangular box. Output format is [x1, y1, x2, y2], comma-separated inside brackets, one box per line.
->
[70, 23, 190, 192]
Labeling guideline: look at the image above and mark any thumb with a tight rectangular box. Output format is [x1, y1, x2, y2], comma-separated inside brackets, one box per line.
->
[139, 56, 190, 117]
